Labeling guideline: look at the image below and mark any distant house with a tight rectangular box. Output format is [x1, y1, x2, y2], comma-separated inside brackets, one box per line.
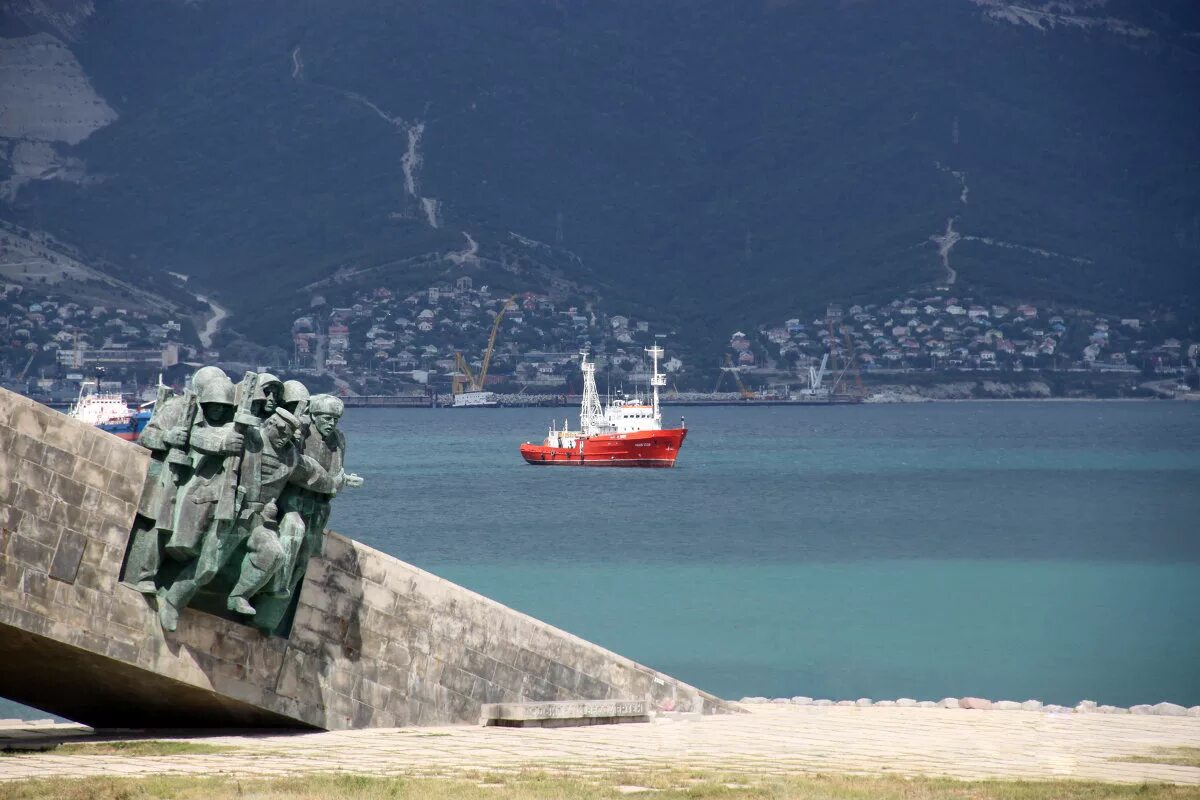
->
[328, 324, 350, 350]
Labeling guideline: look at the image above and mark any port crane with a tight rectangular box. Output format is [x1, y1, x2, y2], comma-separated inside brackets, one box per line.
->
[453, 295, 517, 395]
[715, 355, 756, 399]
[808, 354, 829, 392]
[15, 351, 36, 383]
[824, 321, 866, 398]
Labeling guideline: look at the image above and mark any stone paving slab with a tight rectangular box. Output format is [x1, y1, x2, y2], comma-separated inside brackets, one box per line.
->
[2, 706, 1199, 784]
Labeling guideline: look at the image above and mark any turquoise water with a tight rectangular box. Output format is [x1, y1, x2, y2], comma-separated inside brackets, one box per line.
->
[3, 401, 1198, 719]
[333, 402, 1200, 707]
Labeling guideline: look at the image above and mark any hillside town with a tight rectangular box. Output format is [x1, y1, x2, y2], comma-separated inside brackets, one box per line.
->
[742, 292, 1196, 380]
[289, 277, 683, 395]
[2, 273, 1197, 403]
[0, 282, 196, 397]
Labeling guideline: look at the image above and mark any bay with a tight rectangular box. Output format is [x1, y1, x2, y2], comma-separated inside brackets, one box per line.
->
[3, 401, 1197, 720]
[333, 401, 1200, 707]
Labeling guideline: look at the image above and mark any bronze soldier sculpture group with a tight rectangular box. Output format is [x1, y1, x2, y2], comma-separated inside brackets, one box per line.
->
[123, 369, 362, 633]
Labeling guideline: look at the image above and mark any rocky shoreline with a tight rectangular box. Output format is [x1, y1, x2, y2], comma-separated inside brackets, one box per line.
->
[739, 696, 1200, 716]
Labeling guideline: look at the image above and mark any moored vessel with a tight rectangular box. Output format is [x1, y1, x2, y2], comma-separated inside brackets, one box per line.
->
[67, 379, 151, 440]
[452, 389, 498, 408]
[520, 346, 687, 467]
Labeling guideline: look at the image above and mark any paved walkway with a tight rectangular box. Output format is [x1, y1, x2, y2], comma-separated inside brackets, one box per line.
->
[2, 706, 1199, 784]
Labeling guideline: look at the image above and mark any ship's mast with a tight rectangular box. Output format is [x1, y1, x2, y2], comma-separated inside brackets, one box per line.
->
[647, 345, 665, 425]
[579, 351, 604, 436]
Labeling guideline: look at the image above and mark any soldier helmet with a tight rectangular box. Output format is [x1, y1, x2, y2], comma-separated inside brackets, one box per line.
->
[197, 375, 235, 406]
[269, 407, 300, 431]
[191, 365, 228, 395]
[309, 394, 345, 417]
[281, 380, 310, 405]
[254, 373, 283, 402]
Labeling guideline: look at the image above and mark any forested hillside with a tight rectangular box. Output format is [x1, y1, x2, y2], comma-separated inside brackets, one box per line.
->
[2, 0, 1197, 352]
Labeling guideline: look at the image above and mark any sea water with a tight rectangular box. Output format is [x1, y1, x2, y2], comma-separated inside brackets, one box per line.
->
[334, 401, 1200, 707]
[3, 401, 1197, 718]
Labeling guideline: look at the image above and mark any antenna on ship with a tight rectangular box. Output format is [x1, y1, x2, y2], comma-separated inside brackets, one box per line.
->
[646, 342, 665, 424]
[579, 349, 603, 437]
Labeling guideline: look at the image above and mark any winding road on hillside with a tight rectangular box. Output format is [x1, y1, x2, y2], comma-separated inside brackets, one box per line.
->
[195, 294, 229, 348]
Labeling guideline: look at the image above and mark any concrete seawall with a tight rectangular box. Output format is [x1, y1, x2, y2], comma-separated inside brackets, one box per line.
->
[0, 387, 729, 728]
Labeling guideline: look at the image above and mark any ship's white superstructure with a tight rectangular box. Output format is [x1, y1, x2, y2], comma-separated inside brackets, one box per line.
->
[547, 346, 667, 443]
[67, 380, 131, 426]
[451, 390, 498, 408]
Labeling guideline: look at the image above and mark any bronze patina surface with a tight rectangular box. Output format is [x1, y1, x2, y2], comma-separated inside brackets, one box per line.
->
[120, 372, 363, 635]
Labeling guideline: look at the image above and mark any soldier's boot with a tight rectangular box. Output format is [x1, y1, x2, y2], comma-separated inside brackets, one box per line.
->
[157, 597, 180, 631]
[157, 582, 190, 632]
[227, 529, 284, 615]
[124, 515, 162, 594]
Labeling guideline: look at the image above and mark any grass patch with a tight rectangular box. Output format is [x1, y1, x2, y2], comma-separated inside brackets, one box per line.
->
[1121, 748, 1200, 768]
[1, 771, 1199, 800]
[6, 740, 239, 757]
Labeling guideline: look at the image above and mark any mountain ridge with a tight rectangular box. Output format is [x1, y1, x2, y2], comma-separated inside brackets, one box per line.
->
[1, 0, 1197, 357]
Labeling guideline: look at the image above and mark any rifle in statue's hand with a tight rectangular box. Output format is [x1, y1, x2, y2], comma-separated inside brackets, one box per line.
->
[154, 379, 171, 417]
[137, 376, 176, 451]
[215, 371, 259, 524]
[164, 390, 198, 466]
[292, 397, 309, 445]
[152, 378, 171, 420]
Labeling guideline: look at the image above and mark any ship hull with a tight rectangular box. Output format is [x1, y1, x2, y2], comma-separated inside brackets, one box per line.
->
[520, 428, 687, 467]
[97, 409, 151, 441]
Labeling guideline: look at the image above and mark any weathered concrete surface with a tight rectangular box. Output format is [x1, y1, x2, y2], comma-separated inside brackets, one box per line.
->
[480, 699, 651, 727]
[3, 706, 1200, 785]
[0, 388, 729, 729]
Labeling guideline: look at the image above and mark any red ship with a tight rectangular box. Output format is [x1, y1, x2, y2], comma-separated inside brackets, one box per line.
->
[520, 346, 687, 467]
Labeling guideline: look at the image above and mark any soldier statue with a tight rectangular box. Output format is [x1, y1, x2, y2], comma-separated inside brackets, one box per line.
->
[123, 381, 188, 592]
[225, 406, 351, 616]
[267, 394, 362, 609]
[121, 367, 364, 634]
[280, 380, 310, 418]
[252, 373, 284, 420]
